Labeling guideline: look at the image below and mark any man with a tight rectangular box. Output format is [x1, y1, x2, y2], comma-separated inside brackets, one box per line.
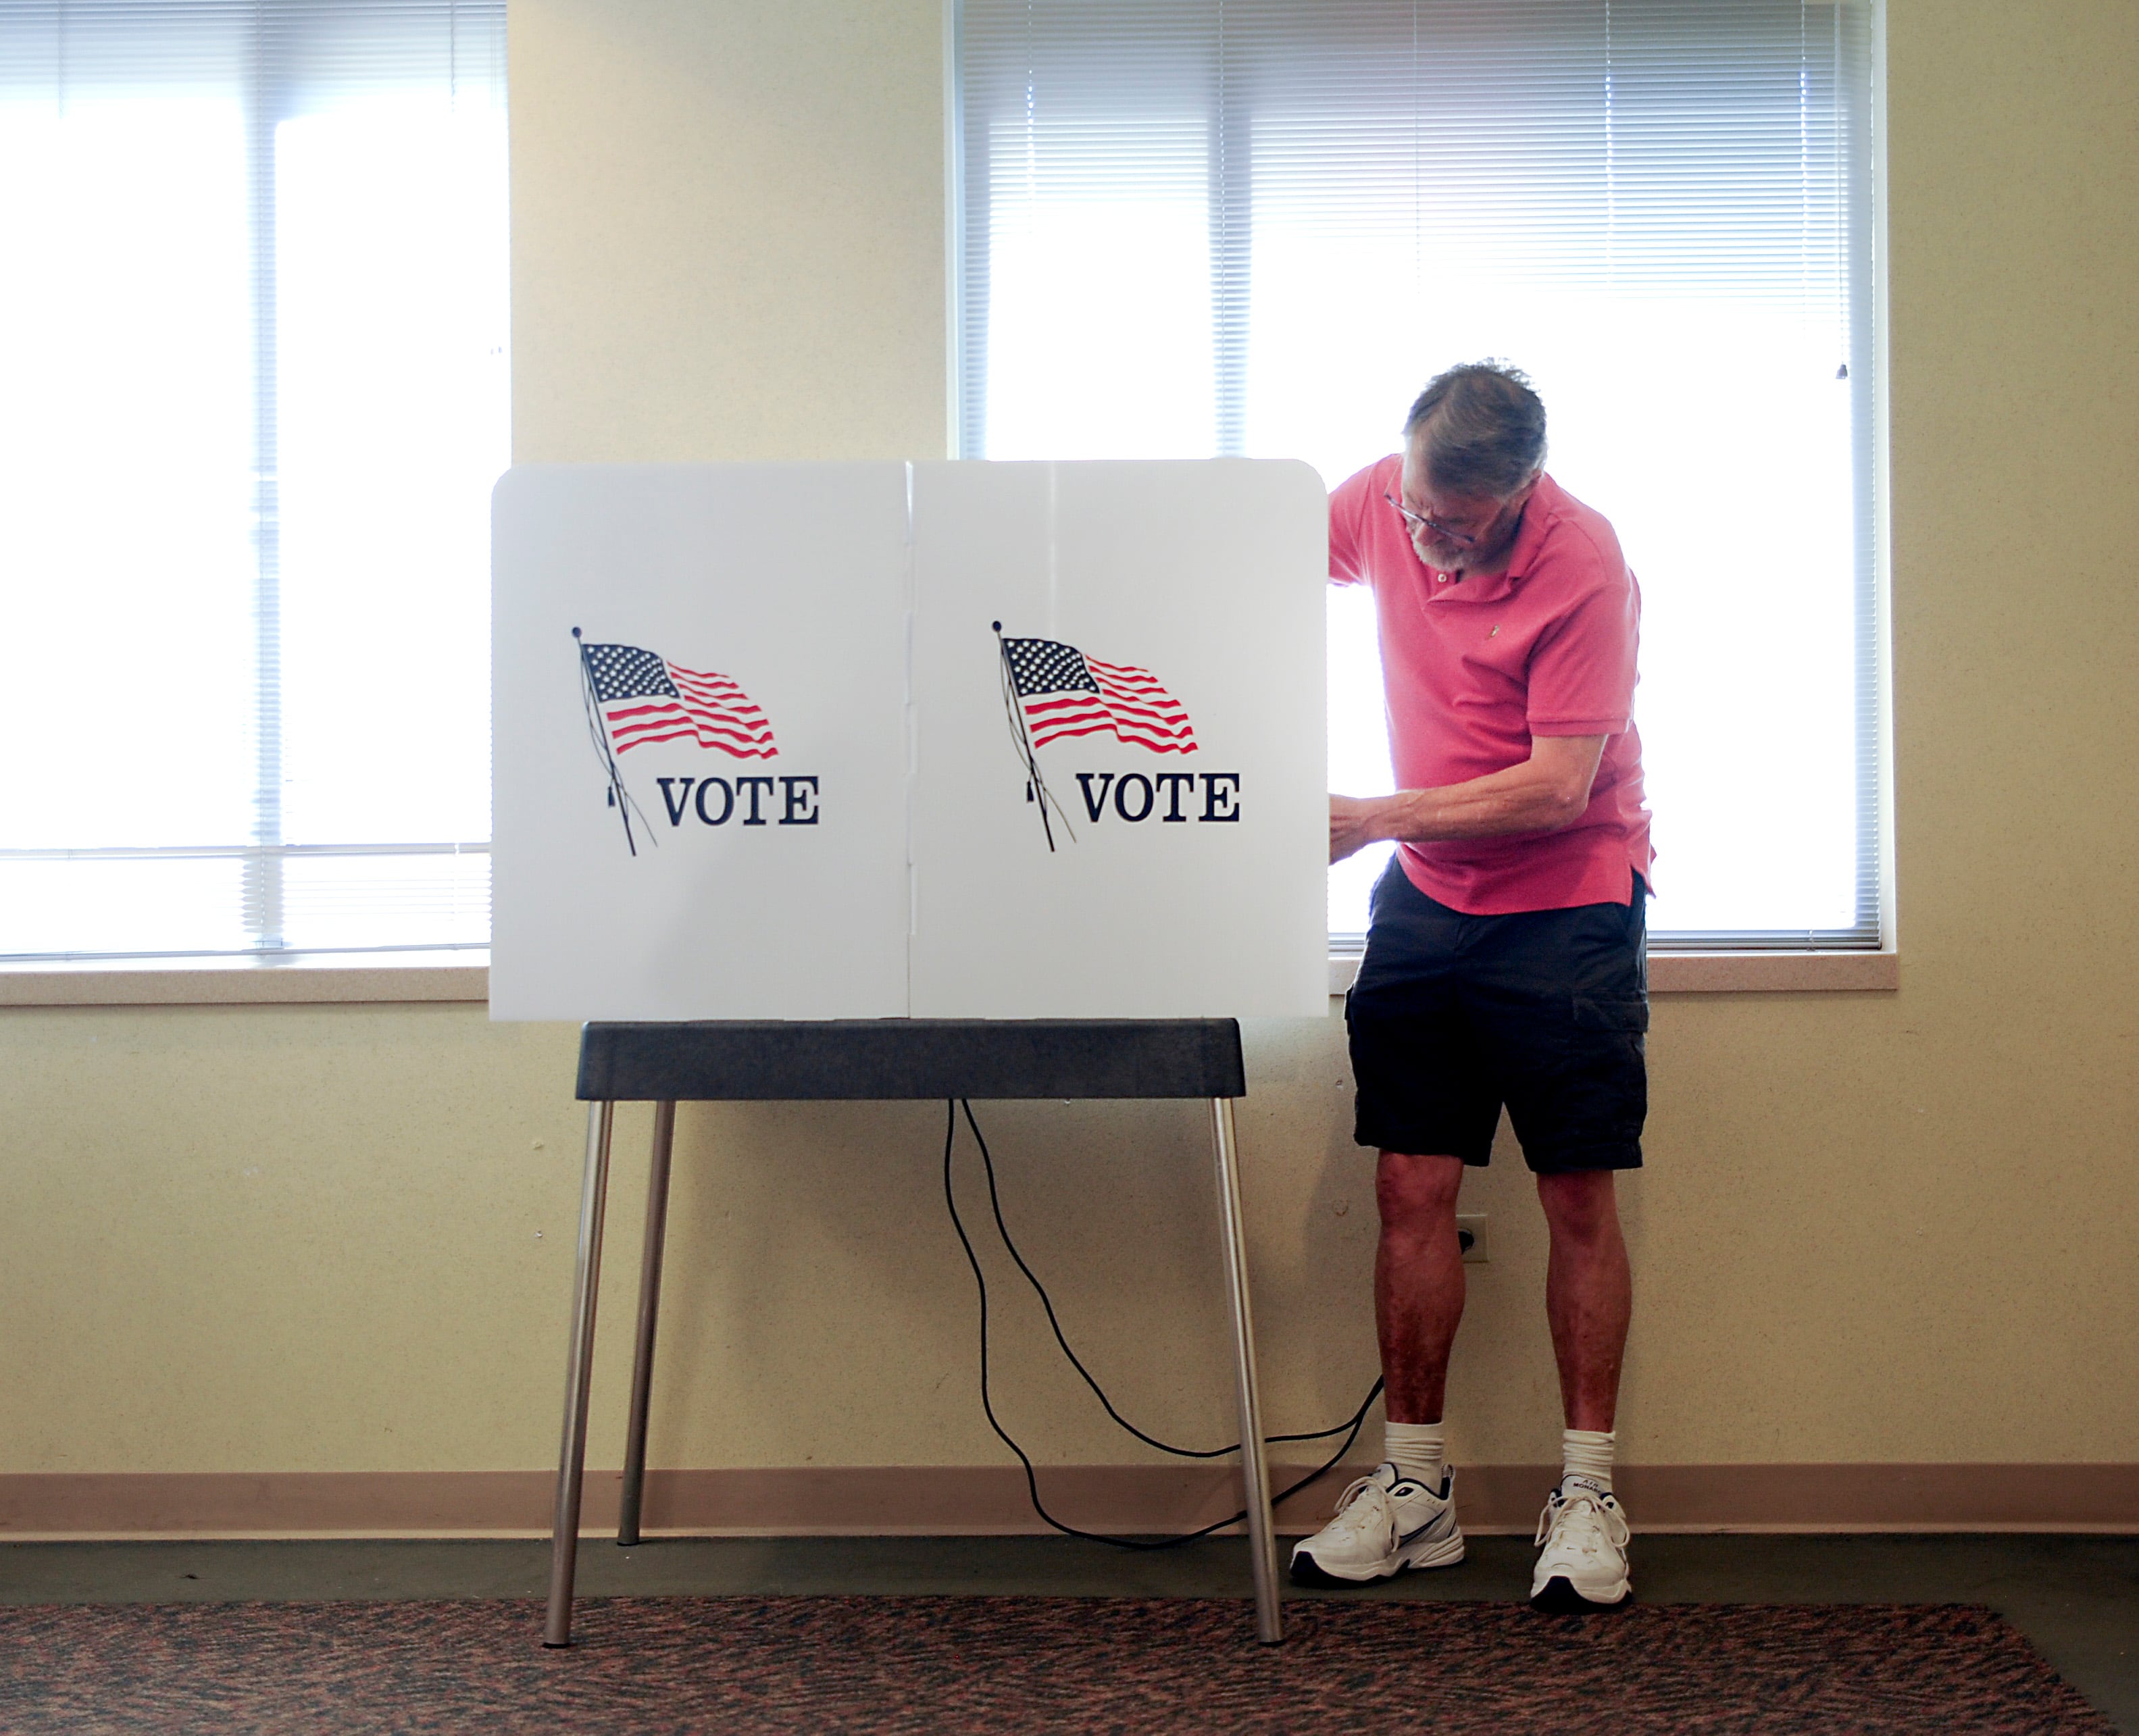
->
[1295, 361, 1653, 1612]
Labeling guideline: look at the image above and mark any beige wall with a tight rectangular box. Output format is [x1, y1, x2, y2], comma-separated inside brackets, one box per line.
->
[3, 0, 2136, 1490]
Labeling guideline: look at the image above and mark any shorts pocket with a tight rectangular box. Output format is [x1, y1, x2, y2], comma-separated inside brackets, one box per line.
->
[1571, 994, 1650, 1033]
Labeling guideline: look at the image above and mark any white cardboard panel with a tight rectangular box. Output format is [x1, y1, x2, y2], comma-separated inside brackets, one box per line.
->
[490, 465, 911, 1020]
[492, 459, 1328, 1022]
[908, 460, 1329, 1018]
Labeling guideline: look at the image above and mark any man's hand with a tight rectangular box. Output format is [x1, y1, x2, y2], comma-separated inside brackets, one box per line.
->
[1330, 794, 1387, 864]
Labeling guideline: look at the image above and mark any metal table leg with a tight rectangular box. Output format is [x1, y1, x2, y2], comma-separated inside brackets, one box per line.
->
[618, 1100, 678, 1548]
[544, 1100, 616, 1648]
[1209, 1095, 1282, 1643]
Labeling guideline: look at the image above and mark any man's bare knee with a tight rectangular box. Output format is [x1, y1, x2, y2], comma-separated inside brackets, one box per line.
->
[1377, 1151, 1465, 1235]
[1537, 1169, 1619, 1245]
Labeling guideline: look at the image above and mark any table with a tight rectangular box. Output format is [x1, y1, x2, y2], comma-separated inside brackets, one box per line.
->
[544, 1018, 1284, 1645]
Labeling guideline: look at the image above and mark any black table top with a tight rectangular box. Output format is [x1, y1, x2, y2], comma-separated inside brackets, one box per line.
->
[576, 1019, 1246, 1102]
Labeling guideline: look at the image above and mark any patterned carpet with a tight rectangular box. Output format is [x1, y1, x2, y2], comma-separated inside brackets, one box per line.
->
[0, 1595, 2114, 1734]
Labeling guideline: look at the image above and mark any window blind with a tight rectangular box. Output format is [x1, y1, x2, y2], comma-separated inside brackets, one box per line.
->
[0, 0, 506, 963]
[957, 0, 1880, 949]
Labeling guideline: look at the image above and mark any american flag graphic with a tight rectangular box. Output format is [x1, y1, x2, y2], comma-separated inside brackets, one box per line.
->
[1001, 637, 1198, 755]
[580, 641, 777, 759]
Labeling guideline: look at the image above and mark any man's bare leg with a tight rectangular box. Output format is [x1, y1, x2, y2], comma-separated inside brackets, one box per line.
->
[1374, 1150, 1469, 1423]
[1290, 1146, 1472, 1585]
[1535, 1169, 1632, 1431]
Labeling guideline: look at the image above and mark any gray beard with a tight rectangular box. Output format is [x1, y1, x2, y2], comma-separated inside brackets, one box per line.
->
[1412, 532, 1471, 572]
[1413, 519, 1518, 576]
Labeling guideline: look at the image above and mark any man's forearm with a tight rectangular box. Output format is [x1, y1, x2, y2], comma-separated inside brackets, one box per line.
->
[1330, 737, 1606, 863]
[1366, 761, 1590, 843]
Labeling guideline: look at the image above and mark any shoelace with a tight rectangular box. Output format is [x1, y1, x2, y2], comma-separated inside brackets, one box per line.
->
[1535, 1489, 1631, 1556]
[1325, 1475, 1401, 1549]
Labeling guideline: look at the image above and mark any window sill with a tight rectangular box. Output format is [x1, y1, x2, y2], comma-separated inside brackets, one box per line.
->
[1327, 950, 1898, 996]
[0, 955, 492, 1007]
[2, 948, 1897, 1009]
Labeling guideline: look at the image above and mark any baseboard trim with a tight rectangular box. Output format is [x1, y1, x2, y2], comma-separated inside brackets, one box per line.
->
[3, 1464, 2134, 1543]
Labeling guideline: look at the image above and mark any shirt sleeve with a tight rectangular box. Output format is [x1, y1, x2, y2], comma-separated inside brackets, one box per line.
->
[1327, 463, 1378, 586]
[1526, 536, 1640, 738]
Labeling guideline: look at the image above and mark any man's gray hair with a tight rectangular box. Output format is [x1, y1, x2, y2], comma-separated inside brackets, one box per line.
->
[1403, 361, 1547, 499]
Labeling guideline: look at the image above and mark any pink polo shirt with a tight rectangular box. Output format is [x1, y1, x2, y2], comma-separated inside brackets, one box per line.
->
[1330, 457, 1654, 915]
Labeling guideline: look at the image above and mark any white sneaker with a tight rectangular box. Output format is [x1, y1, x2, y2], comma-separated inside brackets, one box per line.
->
[1529, 1477, 1633, 1610]
[1289, 1462, 1465, 1586]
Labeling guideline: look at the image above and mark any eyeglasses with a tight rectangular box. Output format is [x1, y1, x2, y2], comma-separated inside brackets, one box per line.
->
[1385, 491, 1483, 550]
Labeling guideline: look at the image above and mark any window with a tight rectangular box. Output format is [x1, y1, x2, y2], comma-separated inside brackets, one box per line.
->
[955, 0, 1882, 950]
[0, 0, 507, 964]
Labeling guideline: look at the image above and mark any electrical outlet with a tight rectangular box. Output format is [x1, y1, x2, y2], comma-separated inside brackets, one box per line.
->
[1456, 1213, 1489, 1263]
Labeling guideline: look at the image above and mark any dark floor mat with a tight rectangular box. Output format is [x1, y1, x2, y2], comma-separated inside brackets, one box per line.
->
[0, 1594, 2115, 1733]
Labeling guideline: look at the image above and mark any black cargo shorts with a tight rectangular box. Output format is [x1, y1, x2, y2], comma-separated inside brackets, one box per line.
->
[1345, 857, 1649, 1173]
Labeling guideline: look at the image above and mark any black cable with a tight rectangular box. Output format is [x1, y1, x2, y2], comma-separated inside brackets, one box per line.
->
[942, 1099, 1384, 1551]
[959, 1098, 1372, 1454]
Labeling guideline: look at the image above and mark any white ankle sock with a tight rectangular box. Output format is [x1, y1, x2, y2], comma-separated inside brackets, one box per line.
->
[1383, 1421, 1445, 1491]
[1561, 1428, 1615, 1493]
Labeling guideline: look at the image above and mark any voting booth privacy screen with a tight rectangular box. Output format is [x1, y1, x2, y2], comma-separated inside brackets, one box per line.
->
[490, 461, 1327, 1021]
